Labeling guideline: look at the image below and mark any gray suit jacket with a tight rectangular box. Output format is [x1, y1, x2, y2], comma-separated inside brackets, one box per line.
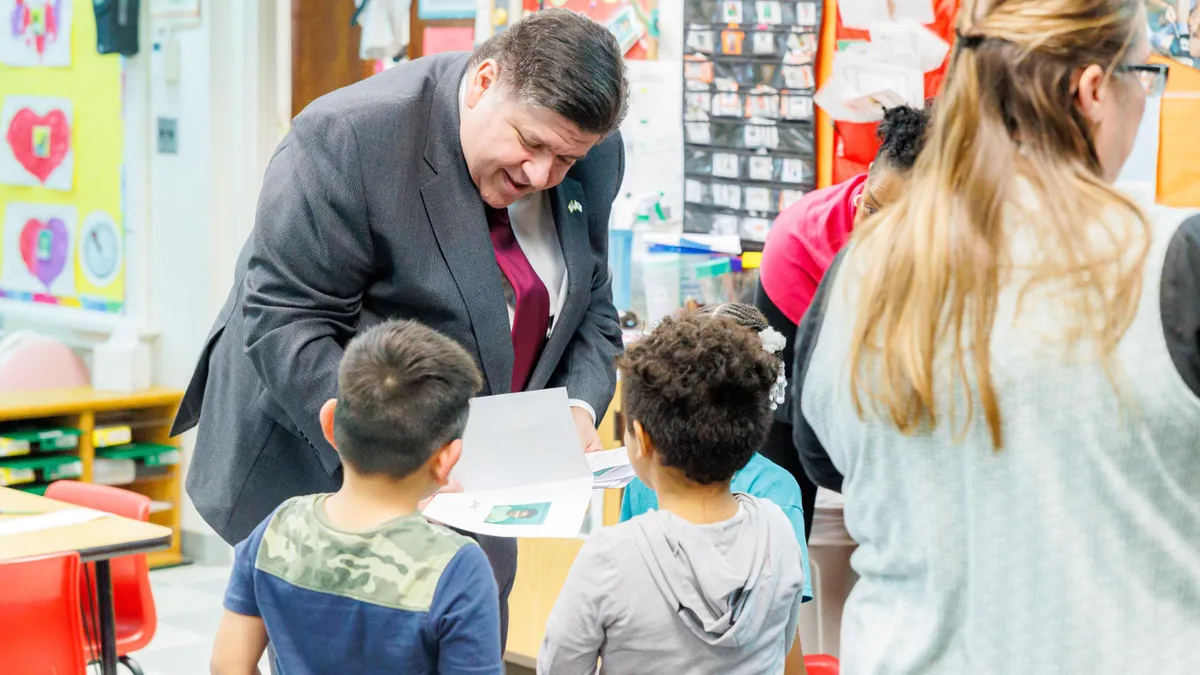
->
[172, 53, 624, 544]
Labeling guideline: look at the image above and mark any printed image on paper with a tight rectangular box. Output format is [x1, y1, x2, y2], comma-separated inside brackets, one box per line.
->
[484, 502, 552, 526]
[1, 96, 73, 191]
[0, 0, 72, 67]
[1, 201, 78, 296]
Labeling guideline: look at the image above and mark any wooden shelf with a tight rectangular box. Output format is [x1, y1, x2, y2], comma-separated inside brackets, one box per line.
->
[0, 387, 184, 422]
[0, 387, 185, 569]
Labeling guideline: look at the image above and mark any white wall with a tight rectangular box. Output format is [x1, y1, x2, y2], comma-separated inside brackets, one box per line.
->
[146, 0, 286, 539]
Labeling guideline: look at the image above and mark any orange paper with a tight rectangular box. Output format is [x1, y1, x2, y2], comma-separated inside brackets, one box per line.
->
[1153, 55, 1200, 208]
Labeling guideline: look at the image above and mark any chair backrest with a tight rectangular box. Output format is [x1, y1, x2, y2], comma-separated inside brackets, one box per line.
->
[805, 654, 841, 675]
[45, 481, 158, 652]
[0, 552, 88, 674]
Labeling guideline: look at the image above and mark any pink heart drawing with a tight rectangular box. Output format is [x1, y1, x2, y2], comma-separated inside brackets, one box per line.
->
[6, 107, 70, 184]
[19, 217, 68, 289]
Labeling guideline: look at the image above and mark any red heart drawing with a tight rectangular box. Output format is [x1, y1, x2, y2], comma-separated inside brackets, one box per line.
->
[6, 108, 70, 184]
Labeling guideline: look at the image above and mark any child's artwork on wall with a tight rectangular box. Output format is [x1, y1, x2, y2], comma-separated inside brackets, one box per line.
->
[1, 96, 73, 191]
[1, 201, 77, 297]
[0, 0, 72, 67]
[0, 0, 125, 314]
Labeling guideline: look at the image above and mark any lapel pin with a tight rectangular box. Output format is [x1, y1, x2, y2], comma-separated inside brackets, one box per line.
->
[568, 200, 582, 214]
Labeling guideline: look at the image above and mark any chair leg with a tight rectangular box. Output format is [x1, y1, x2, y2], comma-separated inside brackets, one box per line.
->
[119, 655, 145, 675]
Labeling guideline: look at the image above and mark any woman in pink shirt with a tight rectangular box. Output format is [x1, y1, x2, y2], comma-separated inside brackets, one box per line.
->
[754, 105, 930, 537]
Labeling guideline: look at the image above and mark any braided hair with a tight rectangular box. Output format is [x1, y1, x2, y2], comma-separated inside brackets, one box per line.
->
[694, 303, 770, 333]
[694, 303, 788, 409]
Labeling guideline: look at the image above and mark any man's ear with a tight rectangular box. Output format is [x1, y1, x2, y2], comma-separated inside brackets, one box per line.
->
[319, 399, 338, 449]
[429, 439, 463, 487]
[464, 58, 499, 109]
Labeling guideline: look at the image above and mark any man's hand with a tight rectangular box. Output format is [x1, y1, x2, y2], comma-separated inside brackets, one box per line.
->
[571, 406, 605, 454]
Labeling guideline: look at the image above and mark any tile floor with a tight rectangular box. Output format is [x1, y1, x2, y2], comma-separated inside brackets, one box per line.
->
[127, 563, 532, 675]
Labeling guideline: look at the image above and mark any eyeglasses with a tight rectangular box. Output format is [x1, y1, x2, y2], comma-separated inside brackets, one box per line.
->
[1116, 63, 1169, 97]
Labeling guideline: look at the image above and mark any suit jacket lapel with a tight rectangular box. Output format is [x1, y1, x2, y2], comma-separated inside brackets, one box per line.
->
[420, 55, 514, 395]
[528, 176, 589, 390]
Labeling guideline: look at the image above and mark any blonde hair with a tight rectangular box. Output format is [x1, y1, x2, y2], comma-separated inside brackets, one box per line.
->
[847, 0, 1151, 448]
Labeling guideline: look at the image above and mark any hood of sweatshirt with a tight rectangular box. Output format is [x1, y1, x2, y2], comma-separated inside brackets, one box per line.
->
[628, 493, 802, 648]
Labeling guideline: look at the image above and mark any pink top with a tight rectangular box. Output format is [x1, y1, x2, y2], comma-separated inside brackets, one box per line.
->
[760, 173, 868, 324]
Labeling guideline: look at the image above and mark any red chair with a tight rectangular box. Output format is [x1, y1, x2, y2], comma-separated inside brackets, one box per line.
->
[46, 481, 158, 674]
[0, 552, 89, 674]
[805, 654, 841, 675]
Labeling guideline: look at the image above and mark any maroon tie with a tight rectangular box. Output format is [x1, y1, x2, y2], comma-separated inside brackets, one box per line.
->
[487, 206, 550, 392]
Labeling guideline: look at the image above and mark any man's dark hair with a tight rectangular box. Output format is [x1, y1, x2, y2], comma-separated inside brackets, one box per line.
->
[470, 8, 628, 135]
[875, 104, 931, 171]
[617, 314, 778, 485]
[334, 320, 481, 479]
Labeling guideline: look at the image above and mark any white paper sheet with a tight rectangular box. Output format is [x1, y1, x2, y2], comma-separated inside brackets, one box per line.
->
[619, 60, 685, 218]
[423, 477, 594, 538]
[452, 388, 589, 492]
[423, 388, 593, 538]
[814, 77, 907, 123]
[0, 0, 72, 67]
[0, 96, 74, 191]
[587, 447, 637, 489]
[869, 18, 950, 73]
[890, 0, 935, 25]
[837, 0, 891, 31]
[0, 508, 105, 537]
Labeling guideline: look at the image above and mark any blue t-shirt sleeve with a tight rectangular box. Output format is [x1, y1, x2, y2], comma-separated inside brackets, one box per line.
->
[223, 514, 272, 617]
[430, 544, 503, 675]
[619, 477, 658, 522]
[740, 457, 814, 602]
[780, 505, 814, 602]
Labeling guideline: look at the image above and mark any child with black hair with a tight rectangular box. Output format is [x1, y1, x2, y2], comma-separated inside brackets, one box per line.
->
[211, 320, 502, 675]
[539, 313, 808, 675]
[756, 104, 932, 537]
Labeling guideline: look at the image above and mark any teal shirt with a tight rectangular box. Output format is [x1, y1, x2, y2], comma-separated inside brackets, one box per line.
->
[619, 453, 814, 602]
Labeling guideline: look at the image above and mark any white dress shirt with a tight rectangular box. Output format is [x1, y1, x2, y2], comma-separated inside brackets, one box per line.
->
[458, 76, 594, 422]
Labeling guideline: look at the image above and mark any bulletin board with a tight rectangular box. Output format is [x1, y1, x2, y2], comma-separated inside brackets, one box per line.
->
[681, 0, 822, 247]
[0, 0, 126, 314]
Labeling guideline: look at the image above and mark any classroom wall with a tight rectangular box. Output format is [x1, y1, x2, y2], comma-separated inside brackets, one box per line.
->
[146, 0, 286, 549]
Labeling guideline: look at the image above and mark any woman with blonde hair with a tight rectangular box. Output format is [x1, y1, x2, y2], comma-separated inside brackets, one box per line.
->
[791, 0, 1200, 672]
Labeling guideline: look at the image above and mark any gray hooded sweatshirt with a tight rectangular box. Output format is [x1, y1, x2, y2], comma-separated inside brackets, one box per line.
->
[538, 494, 806, 675]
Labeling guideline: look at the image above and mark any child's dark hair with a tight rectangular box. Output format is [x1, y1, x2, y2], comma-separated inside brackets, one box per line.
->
[334, 320, 481, 478]
[875, 105, 931, 171]
[617, 314, 777, 485]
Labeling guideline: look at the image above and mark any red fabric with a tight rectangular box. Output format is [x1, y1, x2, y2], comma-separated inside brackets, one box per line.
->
[487, 207, 549, 392]
[760, 173, 868, 324]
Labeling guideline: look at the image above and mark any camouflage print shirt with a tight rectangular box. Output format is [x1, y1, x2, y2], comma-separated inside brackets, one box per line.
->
[223, 494, 502, 674]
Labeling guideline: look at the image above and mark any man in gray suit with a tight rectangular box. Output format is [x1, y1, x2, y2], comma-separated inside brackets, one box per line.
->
[172, 10, 627, 647]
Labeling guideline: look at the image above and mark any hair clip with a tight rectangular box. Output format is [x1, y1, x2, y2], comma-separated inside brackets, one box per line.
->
[956, 31, 985, 49]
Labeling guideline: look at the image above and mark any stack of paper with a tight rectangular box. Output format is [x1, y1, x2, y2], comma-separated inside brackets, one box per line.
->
[422, 388, 594, 539]
[587, 448, 637, 489]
